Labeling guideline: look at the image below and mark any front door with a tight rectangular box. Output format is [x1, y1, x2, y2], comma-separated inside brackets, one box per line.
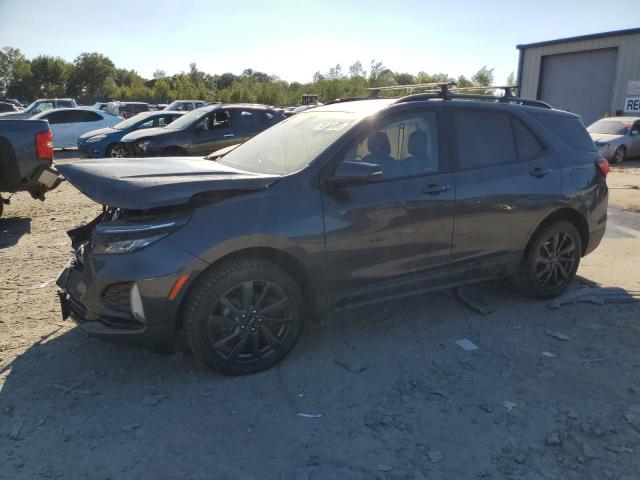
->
[321, 110, 455, 306]
[449, 109, 561, 280]
[188, 109, 235, 156]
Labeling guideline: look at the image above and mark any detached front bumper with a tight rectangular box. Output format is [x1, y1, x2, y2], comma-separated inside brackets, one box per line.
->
[56, 238, 207, 353]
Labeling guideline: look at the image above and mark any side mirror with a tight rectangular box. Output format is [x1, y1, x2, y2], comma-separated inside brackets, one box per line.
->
[631, 129, 639, 136]
[324, 161, 383, 186]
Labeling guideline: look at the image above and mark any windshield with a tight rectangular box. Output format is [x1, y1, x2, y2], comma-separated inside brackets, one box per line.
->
[113, 112, 154, 130]
[164, 109, 204, 130]
[218, 111, 363, 175]
[587, 120, 631, 135]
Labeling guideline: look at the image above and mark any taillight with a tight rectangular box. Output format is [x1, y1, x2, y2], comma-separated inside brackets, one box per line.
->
[35, 130, 53, 160]
[596, 158, 609, 177]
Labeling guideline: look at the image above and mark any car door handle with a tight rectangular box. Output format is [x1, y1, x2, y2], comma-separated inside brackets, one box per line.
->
[224, 134, 235, 138]
[422, 184, 451, 195]
[530, 167, 551, 178]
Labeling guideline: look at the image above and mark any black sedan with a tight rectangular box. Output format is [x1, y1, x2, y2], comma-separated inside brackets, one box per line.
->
[119, 103, 284, 157]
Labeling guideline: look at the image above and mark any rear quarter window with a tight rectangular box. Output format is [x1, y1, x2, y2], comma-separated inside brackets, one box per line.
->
[530, 112, 595, 152]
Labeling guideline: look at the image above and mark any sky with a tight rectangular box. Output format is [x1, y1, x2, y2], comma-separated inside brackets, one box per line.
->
[1, 0, 638, 84]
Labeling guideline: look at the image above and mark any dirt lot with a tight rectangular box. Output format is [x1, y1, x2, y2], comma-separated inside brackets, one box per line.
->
[1, 153, 639, 480]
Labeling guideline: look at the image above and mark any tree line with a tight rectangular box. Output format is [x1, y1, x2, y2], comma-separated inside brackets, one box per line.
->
[0, 47, 511, 106]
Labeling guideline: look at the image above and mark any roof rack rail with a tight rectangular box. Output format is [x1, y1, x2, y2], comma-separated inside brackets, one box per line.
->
[388, 83, 552, 109]
[322, 96, 371, 106]
[366, 82, 455, 98]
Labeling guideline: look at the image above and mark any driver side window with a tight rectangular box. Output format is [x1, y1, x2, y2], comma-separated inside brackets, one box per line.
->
[197, 111, 230, 130]
[340, 112, 439, 180]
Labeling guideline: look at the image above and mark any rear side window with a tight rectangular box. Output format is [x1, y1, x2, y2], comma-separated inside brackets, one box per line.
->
[58, 100, 74, 108]
[44, 111, 72, 124]
[454, 110, 516, 169]
[512, 118, 545, 161]
[530, 112, 595, 152]
[69, 111, 102, 122]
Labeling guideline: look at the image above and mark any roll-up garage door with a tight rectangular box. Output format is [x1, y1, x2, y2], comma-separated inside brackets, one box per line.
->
[538, 48, 618, 126]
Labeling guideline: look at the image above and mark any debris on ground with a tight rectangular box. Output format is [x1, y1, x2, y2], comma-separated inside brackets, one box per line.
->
[549, 286, 640, 309]
[297, 413, 323, 418]
[546, 433, 562, 446]
[377, 463, 393, 472]
[53, 382, 91, 395]
[141, 394, 168, 406]
[9, 420, 23, 440]
[623, 404, 640, 431]
[454, 286, 494, 315]
[455, 339, 479, 351]
[503, 401, 517, 412]
[333, 358, 368, 374]
[28, 278, 55, 289]
[542, 351, 556, 358]
[545, 329, 570, 341]
[427, 450, 444, 463]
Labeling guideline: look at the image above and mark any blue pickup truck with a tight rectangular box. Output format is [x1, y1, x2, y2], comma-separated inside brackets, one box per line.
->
[0, 119, 62, 217]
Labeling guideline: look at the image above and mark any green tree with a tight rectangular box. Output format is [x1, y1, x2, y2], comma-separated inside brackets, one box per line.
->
[1, 47, 32, 98]
[30, 55, 71, 97]
[68, 52, 116, 101]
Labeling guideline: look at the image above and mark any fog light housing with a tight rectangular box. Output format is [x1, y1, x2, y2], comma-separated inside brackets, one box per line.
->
[130, 283, 146, 323]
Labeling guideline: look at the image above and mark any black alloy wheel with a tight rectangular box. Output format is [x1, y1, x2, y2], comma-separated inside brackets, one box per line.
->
[183, 257, 304, 375]
[208, 280, 294, 365]
[533, 231, 577, 292]
[515, 221, 582, 298]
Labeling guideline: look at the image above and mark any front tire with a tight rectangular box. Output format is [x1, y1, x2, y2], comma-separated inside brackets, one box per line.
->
[107, 143, 125, 158]
[515, 221, 582, 299]
[183, 257, 304, 375]
[612, 146, 626, 164]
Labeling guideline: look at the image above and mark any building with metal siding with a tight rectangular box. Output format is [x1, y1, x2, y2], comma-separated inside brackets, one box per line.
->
[516, 28, 640, 126]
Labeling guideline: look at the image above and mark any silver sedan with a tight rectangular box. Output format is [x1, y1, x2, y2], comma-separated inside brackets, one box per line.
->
[587, 116, 640, 163]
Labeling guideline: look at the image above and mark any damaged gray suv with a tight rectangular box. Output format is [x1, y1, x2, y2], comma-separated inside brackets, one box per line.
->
[57, 88, 609, 375]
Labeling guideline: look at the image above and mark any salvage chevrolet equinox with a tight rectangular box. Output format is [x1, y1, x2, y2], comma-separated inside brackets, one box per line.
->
[57, 87, 609, 375]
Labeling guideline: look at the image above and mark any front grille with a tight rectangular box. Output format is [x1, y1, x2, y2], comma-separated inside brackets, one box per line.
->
[101, 282, 133, 313]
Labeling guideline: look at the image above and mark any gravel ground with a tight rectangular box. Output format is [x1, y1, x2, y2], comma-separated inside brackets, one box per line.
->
[1, 153, 639, 480]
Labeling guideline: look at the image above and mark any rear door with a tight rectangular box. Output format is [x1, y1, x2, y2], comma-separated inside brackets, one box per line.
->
[449, 108, 559, 280]
[322, 110, 456, 305]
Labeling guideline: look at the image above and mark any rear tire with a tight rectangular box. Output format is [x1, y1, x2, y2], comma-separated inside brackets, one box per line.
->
[515, 221, 582, 299]
[182, 257, 304, 375]
[612, 146, 626, 164]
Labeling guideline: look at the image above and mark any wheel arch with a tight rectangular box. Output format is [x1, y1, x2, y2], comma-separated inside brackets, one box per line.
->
[524, 208, 589, 258]
[175, 246, 320, 330]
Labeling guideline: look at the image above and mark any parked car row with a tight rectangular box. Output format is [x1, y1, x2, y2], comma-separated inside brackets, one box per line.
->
[79, 111, 185, 157]
[56, 88, 610, 375]
[587, 116, 640, 163]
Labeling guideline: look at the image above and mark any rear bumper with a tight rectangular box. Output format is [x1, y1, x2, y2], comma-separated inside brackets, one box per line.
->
[584, 226, 606, 256]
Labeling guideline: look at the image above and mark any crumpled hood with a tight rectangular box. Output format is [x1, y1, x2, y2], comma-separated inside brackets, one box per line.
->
[57, 157, 280, 209]
[589, 133, 623, 143]
[79, 127, 119, 140]
[120, 127, 168, 143]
